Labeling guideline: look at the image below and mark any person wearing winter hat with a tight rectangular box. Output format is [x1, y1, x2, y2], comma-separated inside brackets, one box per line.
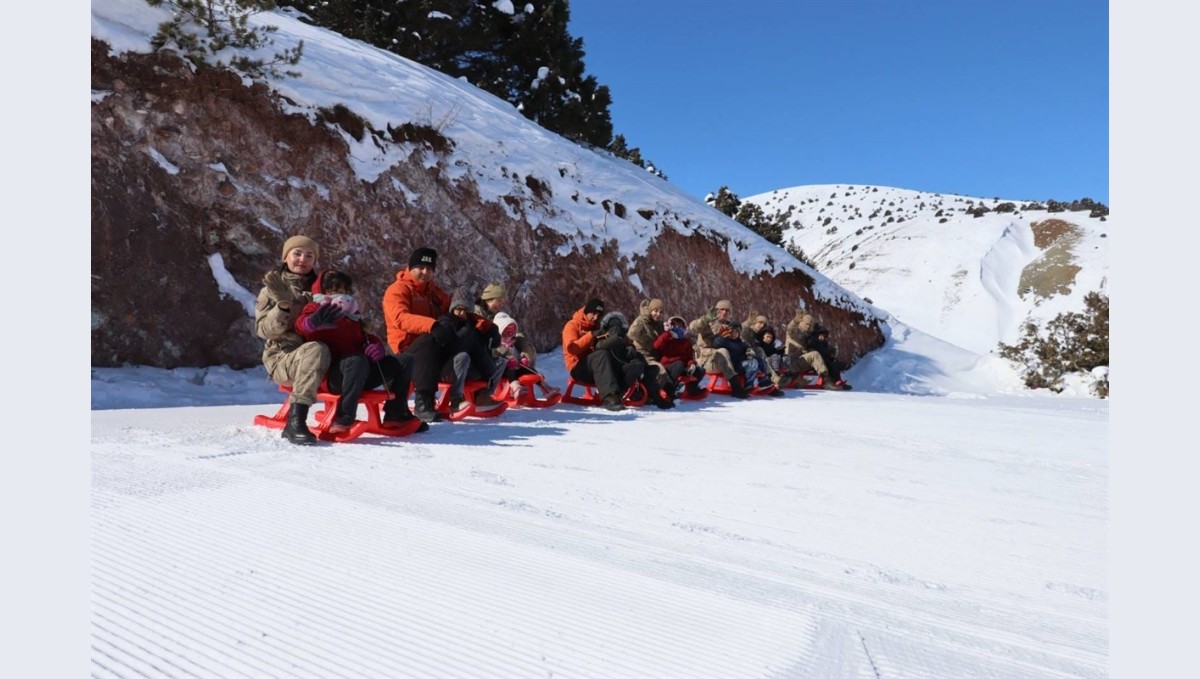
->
[741, 311, 785, 394]
[755, 325, 789, 381]
[256, 235, 334, 444]
[562, 299, 647, 411]
[803, 323, 852, 390]
[474, 281, 539, 370]
[688, 298, 747, 398]
[294, 270, 427, 434]
[626, 298, 677, 408]
[436, 288, 507, 415]
[490, 311, 557, 402]
[654, 316, 707, 398]
[785, 310, 848, 390]
[382, 246, 456, 422]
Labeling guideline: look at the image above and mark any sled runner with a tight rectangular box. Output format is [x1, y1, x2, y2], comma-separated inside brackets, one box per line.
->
[254, 385, 423, 442]
[562, 378, 649, 407]
[675, 374, 709, 401]
[702, 371, 779, 396]
[435, 379, 510, 421]
[493, 373, 563, 408]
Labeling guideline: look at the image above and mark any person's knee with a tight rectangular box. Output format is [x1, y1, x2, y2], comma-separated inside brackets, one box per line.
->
[296, 341, 331, 374]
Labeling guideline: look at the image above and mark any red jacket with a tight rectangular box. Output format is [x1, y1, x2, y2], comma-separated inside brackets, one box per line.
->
[295, 304, 381, 362]
[561, 307, 600, 373]
[653, 331, 696, 366]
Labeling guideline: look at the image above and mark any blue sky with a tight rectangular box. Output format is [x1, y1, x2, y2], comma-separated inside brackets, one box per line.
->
[569, 0, 1109, 205]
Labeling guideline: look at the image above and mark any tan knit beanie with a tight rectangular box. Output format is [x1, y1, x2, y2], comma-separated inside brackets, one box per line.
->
[648, 298, 665, 312]
[481, 282, 506, 301]
[281, 235, 320, 261]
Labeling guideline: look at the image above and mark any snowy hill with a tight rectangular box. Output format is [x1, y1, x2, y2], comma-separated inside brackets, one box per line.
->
[90, 0, 883, 370]
[87, 3, 1109, 676]
[745, 184, 1109, 356]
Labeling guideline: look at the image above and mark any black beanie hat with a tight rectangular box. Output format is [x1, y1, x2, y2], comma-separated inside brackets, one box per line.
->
[584, 298, 605, 315]
[409, 247, 437, 270]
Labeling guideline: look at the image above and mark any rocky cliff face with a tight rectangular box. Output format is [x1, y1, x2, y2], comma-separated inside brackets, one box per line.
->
[91, 41, 883, 369]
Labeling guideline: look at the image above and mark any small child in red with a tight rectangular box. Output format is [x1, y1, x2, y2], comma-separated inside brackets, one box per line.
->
[295, 270, 426, 434]
[653, 316, 706, 398]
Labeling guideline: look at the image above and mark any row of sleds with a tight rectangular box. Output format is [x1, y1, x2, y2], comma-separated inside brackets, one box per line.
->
[254, 369, 833, 443]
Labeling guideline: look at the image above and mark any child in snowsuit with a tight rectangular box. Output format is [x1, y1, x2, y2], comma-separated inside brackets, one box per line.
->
[492, 312, 558, 401]
[653, 316, 707, 398]
[294, 270, 426, 434]
[439, 289, 508, 414]
[713, 320, 776, 392]
[756, 325, 789, 377]
[804, 325, 851, 390]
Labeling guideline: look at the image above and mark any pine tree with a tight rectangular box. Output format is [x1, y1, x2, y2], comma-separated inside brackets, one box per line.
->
[709, 186, 741, 218]
[146, 0, 303, 78]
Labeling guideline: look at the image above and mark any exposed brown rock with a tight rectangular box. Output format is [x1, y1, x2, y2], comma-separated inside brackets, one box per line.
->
[1021, 220, 1083, 300]
[92, 41, 883, 369]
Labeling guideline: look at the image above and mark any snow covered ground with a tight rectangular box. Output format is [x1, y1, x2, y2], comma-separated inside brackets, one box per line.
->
[82, 1, 1114, 675]
[89, 323, 1108, 678]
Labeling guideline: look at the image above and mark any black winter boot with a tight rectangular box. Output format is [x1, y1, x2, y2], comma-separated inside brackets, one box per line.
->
[648, 384, 675, 409]
[730, 375, 750, 399]
[413, 390, 442, 423]
[820, 373, 844, 391]
[282, 403, 317, 445]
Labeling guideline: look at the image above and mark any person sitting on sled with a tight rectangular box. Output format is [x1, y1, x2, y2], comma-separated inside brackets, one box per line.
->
[563, 298, 649, 412]
[804, 324, 853, 391]
[653, 315, 707, 399]
[256, 235, 331, 445]
[475, 282, 539, 371]
[627, 298, 676, 408]
[756, 324, 789, 379]
[438, 289, 508, 416]
[786, 309, 849, 391]
[492, 312, 558, 402]
[294, 269, 427, 435]
[688, 299, 747, 398]
[714, 319, 781, 395]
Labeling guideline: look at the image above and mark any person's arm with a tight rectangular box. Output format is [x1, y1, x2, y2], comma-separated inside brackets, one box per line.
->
[383, 284, 437, 337]
[564, 321, 598, 358]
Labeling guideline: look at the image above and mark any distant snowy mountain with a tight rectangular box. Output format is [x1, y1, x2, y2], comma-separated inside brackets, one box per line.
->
[744, 184, 1109, 356]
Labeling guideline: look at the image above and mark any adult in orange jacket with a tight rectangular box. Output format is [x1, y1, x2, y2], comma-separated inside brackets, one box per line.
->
[383, 247, 503, 421]
[562, 298, 645, 411]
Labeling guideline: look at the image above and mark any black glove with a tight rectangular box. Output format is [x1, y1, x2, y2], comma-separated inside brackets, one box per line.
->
[430, 317, 457, 347]
[300, 302, 344, 332]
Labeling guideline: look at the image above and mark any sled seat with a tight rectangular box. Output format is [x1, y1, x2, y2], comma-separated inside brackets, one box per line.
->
[435, 379, 509, 421]
[494, 373, 563, 408]
[703, 371, 779, 396]
[562, 378, 649, 407]
[781, 370, 825, 390]
[675, 374, 709, 401]
[253, 385, 422, 442]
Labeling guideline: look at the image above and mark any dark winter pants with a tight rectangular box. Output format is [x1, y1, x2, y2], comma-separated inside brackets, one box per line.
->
[406, 333, 455, 394]
[325, 353, 415, 422]
[438, 330, 505, 398]
[570, 350, 644, 400]
[818, 348, 842, 382]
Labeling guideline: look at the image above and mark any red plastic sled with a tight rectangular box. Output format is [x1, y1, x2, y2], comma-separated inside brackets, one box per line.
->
[494, 373, 563, 408]
[562, 379, 649, 407]
[253, 385, 422, 442]
[436, 379, 509, 421]
[781, 370, 825, 390]
[702, 372, 779, 397]
[674, 374, 709, 401]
